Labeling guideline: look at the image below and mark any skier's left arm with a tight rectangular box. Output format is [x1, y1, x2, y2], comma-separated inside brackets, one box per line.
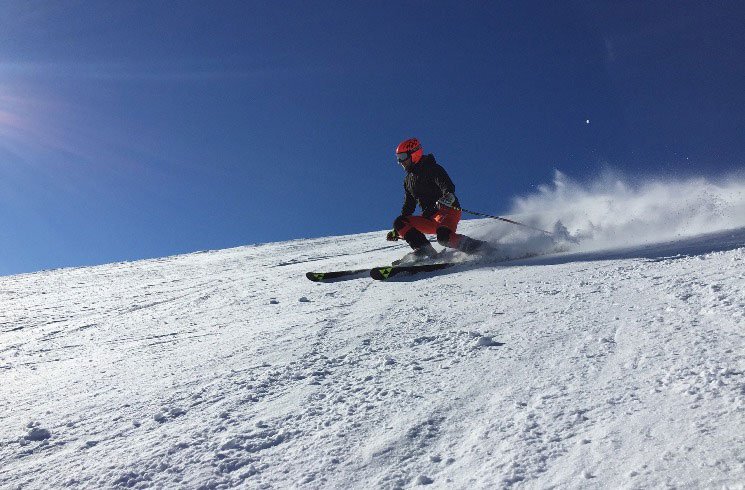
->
[401, 183, 417, 216]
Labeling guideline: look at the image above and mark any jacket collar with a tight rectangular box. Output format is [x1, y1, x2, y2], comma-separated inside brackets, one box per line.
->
[407, 153, 435, 173]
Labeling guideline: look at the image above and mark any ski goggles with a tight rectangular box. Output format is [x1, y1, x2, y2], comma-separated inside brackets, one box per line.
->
[396, 152, 411, 163]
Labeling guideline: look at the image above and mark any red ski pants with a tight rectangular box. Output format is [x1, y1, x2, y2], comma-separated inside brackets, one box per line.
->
[396, 208, 462, 246]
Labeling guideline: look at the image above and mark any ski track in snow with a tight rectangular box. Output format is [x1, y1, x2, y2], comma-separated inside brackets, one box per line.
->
[1, 223, 744, 489]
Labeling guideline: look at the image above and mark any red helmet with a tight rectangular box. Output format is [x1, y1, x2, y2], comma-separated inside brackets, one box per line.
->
[395, 138, 423, 168]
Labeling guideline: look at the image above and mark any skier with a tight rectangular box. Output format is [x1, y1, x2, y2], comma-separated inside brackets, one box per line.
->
[387, 137, 491, 263]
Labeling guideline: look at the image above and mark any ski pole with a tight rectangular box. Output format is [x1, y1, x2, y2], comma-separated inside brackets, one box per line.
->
[451, 206, 554, 236]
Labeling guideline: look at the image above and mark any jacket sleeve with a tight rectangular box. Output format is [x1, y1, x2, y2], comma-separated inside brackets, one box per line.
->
[433, 163, 456, 196]
[401, 182, 416, 216]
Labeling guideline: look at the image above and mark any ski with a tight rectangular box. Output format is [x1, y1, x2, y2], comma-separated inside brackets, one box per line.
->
[306, 262, 454, 282]
[369, 262, 454, 281]
[305, 269, 370, 282]
[307, 248, 561, 282]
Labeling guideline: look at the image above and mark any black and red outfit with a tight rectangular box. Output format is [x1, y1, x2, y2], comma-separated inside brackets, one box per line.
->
[394, 154, 481, 253]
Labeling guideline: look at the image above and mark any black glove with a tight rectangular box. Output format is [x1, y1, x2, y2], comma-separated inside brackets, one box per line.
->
[437, 192, 456, 209]
[386, 230, 399, 241]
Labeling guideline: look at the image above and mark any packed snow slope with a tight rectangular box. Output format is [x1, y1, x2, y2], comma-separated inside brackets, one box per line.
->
[2, 174, 745, 489]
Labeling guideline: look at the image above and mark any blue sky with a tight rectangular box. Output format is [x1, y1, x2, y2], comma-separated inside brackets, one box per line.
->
[1, 1, 744, 276]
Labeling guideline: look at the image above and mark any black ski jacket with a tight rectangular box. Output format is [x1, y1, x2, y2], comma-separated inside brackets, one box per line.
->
[401, 154, 461, 218]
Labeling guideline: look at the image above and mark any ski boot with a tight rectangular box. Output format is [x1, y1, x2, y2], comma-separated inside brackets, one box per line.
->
[392, 243, 439, 266]
[456, 236, 501, 259]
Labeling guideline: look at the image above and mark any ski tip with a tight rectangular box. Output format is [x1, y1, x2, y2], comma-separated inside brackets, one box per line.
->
[370, 263, 453, 280]
[305, 269, 370, 282]
[306, 272, 325, 282]
[370, 266, 393, 281]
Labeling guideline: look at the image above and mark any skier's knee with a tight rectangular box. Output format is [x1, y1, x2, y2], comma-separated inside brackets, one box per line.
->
[436, 226, 453, 247]
[393, 215, 409, 232]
